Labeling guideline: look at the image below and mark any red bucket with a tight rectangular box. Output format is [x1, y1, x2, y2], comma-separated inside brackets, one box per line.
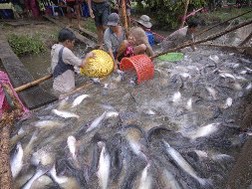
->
[120, 54, 154, 84]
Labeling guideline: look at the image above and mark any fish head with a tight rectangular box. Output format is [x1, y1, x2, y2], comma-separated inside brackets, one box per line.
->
[67, 136, 76, 145]
[97, 141, 105, 149]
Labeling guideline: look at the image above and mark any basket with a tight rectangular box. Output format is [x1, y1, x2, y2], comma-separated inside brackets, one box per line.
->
[158, 52, 184, 62]
[120, 54, 154, 84]
[80, 50, 114, 78]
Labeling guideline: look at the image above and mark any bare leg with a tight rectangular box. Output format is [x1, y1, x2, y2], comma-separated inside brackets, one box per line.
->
[67, 6, 73, 27]
[97, 25, 106, 48]
[75, 4, 83, 30]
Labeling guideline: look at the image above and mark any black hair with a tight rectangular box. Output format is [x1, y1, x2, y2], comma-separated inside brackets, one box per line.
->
[188, 20, 199, 28]
[58, 28, 76, 43]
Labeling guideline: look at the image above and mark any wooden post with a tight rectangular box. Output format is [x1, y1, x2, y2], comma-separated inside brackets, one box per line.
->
[121, 0, 129, 32]
[180, 0, 190, 28]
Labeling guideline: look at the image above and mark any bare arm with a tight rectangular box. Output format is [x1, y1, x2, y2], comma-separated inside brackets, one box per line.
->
[87, 0, 94, 18]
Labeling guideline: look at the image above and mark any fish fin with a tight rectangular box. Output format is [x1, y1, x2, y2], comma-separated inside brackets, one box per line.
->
[197, 178, 213, 187]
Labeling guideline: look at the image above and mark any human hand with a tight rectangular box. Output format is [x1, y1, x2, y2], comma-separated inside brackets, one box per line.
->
[114, 60, 119, 71]
[89, 9, 95, 18]
[85, 52, 96, 59]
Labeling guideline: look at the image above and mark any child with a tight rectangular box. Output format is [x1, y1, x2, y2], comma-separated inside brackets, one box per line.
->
[51, 28, 94, 93]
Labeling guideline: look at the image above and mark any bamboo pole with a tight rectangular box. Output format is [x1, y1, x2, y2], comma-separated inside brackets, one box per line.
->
[195, 9, 252, 38]
[238, 31, 252, 47]
[60, 77, 106, 99]
[14, 74, 52, 93]
[151, 19, 252, 60]
[121, 0, 129, 32]
[180, 0, 190, 28]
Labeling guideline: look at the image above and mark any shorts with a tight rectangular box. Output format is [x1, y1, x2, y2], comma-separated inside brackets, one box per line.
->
[91, 1, 110, 26]
[66, 0, 81, 9]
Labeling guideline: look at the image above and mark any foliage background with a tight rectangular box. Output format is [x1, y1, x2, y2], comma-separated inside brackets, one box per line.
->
[134, 0, 206, 29]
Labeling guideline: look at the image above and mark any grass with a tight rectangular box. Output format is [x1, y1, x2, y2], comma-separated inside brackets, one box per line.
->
[83, 17, 96, 33]
[7, 33, 46, 56]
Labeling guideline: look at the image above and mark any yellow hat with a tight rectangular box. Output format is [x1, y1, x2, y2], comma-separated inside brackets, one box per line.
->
[80, 50, 114, 78]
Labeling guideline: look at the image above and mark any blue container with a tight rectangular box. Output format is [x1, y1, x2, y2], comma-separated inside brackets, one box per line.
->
[145, 31, 155, 46]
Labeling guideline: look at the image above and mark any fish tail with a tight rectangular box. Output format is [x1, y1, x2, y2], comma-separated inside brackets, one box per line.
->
[197, 178, 213, 187]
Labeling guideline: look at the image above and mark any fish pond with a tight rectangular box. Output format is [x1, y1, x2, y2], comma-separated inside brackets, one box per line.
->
[12, 27, 252, 189]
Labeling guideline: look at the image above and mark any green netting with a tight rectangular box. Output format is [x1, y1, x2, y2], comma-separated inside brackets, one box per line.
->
[158, 52, 184, 62]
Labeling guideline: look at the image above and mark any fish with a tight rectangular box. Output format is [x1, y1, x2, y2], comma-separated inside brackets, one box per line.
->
[245, 67, 252, 73]
[11, 127, 26, 147]
[49, 164, 68, 184]
[186, 98, 193, 111]
[163, 140, 209, 186]
[34, 120, 61, 128]
[233, 82, 242, 90]
[235, 75, 247, 81]
[144, 109, 156, 115]
[21, 168, 49, 189]
[209, 55, 219, 63]
[52, 109, 79, 119]
[162, 169, 182, 189]
[86, 111, 118, 133]
[219, 73, 236, 80]
[97, 141, 110, 189]
[138, 164, 152, 189]
[57, 97, 69, 109]
[106, 111, 119, 118]
[185, 123, 220, 140]
[67, 136, 77, 161]
[246, 83, 252, 90]
[179, 72, 191, 79]
[23, 130, 38, 158]
[212, 153, 234, 161]
[85, 112, 107, 133]
[91, 78, 101, 84]
[172, 91, 181, 103]
[206, 86, 217, 100]
[240, 70, 247, 75]
[104, 83, 109, 89]
[71, 94, 89, 108]
[11, 142, 24, 178]
[223, 97, 233, 109]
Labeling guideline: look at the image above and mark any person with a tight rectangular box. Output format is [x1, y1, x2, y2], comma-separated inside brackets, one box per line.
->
[161, 20, 199, 51]
[104, 13, 151, 69]
[127, 14, 154, 57]
[103, 12, 126, 69]
[66, 0, 83, 29]
[88, 0, 110, 47]
[51, 28, 94, 94]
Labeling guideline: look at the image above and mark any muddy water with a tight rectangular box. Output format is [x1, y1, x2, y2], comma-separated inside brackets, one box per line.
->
[13, 29, 252, 189]
[19, 43, 87, 80]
